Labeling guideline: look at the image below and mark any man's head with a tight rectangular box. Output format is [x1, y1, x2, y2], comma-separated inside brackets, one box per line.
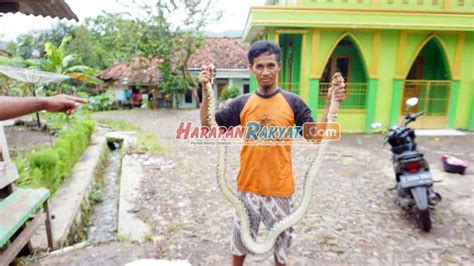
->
[248, 41, 281, 92]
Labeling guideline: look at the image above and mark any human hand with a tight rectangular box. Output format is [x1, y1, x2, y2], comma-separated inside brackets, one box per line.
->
[43, 94, 87, 115]
[327, 72, 346, 103]
[199, 64, 216, 87]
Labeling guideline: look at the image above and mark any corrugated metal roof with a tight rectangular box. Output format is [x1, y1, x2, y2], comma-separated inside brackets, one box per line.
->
[0, 0, 78, 21]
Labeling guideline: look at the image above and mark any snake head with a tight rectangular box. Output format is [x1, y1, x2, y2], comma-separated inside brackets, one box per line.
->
[208, 64, 216, 85]
[332, 72, 345, 86]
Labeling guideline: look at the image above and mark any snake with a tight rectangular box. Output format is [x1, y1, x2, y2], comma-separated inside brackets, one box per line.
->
[205, 64, 344, 254]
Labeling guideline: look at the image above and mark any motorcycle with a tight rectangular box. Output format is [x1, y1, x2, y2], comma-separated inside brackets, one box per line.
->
[373, 97, 441, 232]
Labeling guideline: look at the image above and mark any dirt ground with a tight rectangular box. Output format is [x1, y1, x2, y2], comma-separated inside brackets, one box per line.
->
[33, 109, 473, 266]
[3, 125, 53, 157]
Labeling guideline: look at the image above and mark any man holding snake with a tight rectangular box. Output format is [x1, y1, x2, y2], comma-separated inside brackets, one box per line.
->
[200, 40, 345, 266]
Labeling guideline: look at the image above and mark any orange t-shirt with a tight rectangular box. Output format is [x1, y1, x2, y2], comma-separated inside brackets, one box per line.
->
[215, 88, 314, 197]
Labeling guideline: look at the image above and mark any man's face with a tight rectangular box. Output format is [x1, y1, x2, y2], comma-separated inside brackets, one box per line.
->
[249, 53, 281, 91]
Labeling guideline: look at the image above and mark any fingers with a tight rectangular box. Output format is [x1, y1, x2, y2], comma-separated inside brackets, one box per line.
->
[65, 95, 88, 104]
[335, 87, 346, 102]
[63, 103, 79, 116]
[200, 65, 213, 85]
[328, 85, 346, 103]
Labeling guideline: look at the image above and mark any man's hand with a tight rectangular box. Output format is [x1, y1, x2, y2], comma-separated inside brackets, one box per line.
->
[326, 73, 346, 103]
[43, 95, 88, 115]
[199, 65, 212, 86]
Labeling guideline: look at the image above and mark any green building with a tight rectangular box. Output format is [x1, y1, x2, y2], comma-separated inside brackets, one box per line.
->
[243, 0, 473, 132]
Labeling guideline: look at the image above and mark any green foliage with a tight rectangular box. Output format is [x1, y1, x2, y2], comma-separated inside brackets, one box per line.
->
[89, 188, 103, 204]
[5, 1, 222, 102]
[39, 35, 103, 94]
[220, 85, 240, 101]
[87, 92, 115, 111]
[15, 116, 96, 194]
[16, 34, 35, 59]
[27, 148, 60, 189]
[14, 22, 74, 60]
[5, 41, 18, 57]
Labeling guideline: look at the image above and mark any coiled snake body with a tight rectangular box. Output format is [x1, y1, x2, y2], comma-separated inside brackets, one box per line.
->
[206, 66, 343, 254]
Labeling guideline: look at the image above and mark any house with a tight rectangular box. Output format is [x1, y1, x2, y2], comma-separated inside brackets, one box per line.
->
[97, 57, 166, 108]
[97, 38, 250, 109]
[0, 49, 11, 58]
[182, 37, 250, 108]
[243, 0, 474, 132]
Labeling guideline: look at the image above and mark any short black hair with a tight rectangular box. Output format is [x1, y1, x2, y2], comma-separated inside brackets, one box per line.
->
[247, 40, 281, 65]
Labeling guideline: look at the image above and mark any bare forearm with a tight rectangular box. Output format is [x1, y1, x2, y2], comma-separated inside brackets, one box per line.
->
[0, 96, 47, 121]
[200, 86, 209, 127]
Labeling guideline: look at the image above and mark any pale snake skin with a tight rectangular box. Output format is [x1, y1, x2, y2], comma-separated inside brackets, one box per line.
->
[205, 65, 344, 254]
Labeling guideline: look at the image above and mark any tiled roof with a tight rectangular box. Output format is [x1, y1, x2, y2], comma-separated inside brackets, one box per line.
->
[97, 57, 163, 85]
[98, 38, 249, 84]
[187, 38, 249, 69]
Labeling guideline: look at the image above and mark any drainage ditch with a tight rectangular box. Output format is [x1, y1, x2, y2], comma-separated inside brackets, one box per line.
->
[87, 139, 123, 243]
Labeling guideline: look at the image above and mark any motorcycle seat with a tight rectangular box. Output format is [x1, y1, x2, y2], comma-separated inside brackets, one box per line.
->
[391, 143, 417, 154]
[395, 151, 424, 162]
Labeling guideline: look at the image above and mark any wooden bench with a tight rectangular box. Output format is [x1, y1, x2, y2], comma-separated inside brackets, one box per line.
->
[0, 122, 53, 265]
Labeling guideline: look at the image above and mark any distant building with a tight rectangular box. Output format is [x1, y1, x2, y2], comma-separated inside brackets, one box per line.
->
[0, 49, 11, 58]
[97, 38, 250, 109]
[243, 0, 473, 131]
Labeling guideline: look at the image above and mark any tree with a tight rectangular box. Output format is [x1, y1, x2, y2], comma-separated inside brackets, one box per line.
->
[39, 35, 103, 93]
[5, 41, 18, 57]
[129, 0, 221, 108]
[16, 33, 35, 59]
[83, 13, 142, 65]
[14, 22, 74, 60]
[67, 26, 110, 70]
[160, 0, 222, 108]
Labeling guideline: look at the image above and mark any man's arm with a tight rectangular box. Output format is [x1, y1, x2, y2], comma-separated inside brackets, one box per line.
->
[200, 83, 210, 127]
[0, 95, 87, 121]
[199, 66, 212, 127]
[318, 82, 345, 123]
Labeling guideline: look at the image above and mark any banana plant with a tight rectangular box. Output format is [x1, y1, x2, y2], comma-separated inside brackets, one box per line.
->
[39, 35, 103, 87]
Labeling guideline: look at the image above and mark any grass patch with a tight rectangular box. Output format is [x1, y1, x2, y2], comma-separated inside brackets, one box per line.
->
[116, 233, 134, 243]
[15, 116, 95, 194]
[98, 119, 166, 154]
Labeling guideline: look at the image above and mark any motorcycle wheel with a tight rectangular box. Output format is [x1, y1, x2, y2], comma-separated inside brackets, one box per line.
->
[419, 209, 432, 232]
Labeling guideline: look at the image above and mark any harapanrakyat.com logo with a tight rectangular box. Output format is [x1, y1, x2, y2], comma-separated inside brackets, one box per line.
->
[175, 121, 341, 146]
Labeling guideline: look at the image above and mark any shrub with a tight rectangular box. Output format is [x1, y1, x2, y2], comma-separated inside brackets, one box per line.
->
[28, 148, 60, 190]
[220, 85, 240, 101]
[16, 117, 96, 194]
[87, 92, 114, 111]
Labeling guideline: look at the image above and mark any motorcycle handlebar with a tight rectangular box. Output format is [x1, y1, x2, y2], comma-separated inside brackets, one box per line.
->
[403, 111, 425, 126]
[414, 111, 424, 118]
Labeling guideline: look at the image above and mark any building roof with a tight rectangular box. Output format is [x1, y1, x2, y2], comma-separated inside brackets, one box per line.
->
[187, 38, 249, 70]
[0, 0, 78, 21]
[98, 57, 163, 86]
[0, 49, 11, 58]
[98, 38, 249, 85]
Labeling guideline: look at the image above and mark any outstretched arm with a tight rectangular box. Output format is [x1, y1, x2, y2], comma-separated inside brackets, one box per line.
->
[0, 95, 87, 121]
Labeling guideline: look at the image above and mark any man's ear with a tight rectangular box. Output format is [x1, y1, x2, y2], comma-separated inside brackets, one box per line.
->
[248, 64, 253, 71]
